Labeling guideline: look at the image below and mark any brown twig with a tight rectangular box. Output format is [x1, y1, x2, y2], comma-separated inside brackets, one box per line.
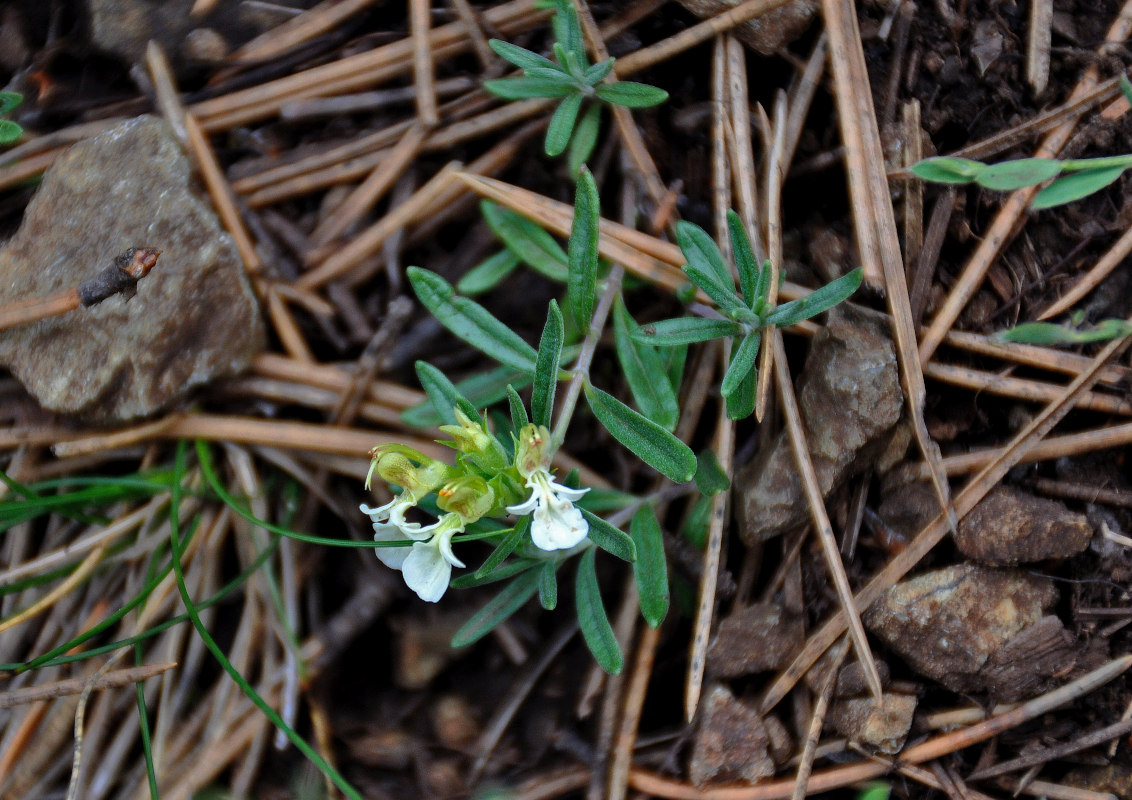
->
[0, 247, 160, 333]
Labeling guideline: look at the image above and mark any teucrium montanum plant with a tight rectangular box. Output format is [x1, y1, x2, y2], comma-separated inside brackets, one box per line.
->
[362, 12, 862, 671]
[483, 0, 667, 161]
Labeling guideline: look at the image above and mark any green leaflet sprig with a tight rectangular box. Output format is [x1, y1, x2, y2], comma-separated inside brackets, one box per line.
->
[484, 0, 667, 157]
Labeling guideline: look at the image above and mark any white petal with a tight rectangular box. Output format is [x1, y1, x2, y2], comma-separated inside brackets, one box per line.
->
[436, 529, 466, 569]
[530, 500, 589, 550]
[401, 541, 452, 602]
[547, 480, 589, 503]
[360, 499, 396, 523]
[373, 523, 413, 570]
[505, 492, 541, 516]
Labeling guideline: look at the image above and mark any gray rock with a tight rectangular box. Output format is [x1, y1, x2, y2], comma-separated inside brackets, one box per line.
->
[956, 485, 1094, 565]
[737, 306, 903, 543]
[864, 564, 1059, 696]
[0, 116, 264, 422]
[675, 0, 819, 55]
[827, 693, 917, 754]
[87, 0, 278, 67]
[689, 685, 774, 786]
[708, 602, 804, 678]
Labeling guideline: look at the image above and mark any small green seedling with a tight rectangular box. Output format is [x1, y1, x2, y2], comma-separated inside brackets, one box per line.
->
[484, 0, 667, 160]
[995, 312, 1132, 346]
[911, 75, 1132, 209]
[630, 210, 864, 419]
[0, 92, 23, 145]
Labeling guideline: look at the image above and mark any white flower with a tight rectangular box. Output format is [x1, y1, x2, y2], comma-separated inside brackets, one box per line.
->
[506, 468, 590, 551]
[367, 509, 466, 602]
[361, 494, 427, 536]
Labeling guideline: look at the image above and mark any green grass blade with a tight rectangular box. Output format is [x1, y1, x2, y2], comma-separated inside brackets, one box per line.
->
[975, 157, 1061, 191]
[167, 442, 364, 800]
[1031, 166, 1126, 209]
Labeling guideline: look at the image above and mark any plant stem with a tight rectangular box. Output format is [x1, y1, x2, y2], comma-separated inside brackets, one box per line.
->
[551, 264, 625, 451]
[0, 247, 160, 333]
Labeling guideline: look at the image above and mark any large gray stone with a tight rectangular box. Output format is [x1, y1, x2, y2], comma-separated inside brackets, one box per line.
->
[737, 306, 903, 543]
[0, 115, 264, 422]
[864, 564, 1067, 698]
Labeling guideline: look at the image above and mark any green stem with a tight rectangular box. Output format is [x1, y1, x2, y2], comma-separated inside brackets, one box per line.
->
[551, 264, 625, 451]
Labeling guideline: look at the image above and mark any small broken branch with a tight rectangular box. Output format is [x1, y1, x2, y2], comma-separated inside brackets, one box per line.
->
[0, 247, 160, 333]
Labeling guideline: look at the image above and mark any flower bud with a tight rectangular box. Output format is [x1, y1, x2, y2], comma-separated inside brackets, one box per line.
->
[440, 407, 509, 472]
[514, 423, 553, 478]
[436, 475, 495, 523]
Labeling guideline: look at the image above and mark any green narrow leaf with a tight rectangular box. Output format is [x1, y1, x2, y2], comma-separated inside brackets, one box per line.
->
[553, 0, 584, 56]
[575, 549, 623, 674]
[488, 39, 557, 71]
[583, 58, 616, 85]
[581, 508, 637, 562]
[484, 77, 577, 100]
[414, 361, 478, 426]
[1031, 166, 1126, 209]
[630, 505, 669, 629]
[0, 120, 21, 145]
[613, 296, 679, 430]
[720, 330, 761, 397]
[566, 168, 600, 333]
[664, 342, 687, 396]
[752, 259, 773, 313]
[532, 300, 564, 428]
[726, 211, 759, 309]
[538, 561, 559, 610]
[451, 568, 541, 646]
[594, 82, 669, 108]
[764, 267, 863, 329]
[451, 558, 537, 589]
[676, 220, 732, 290]
[693, 450, 731, 496]
[725, 363, 757, 420]
[403, 365, 532, 428]
[584, 383, 696, 483]
[630, 317, 742, 346]
[975, 158, 1062, 191]
[457, 249, 521, 295]
[994, 319, 1132, 345]
[474, 516, 530, 579]
[546, 92, 584, 157]
[909, 156, 985, 184]
[408, 267, 538, 373]
[0, 91, 22, 115]
[554, 43, 588, 78]
[567, 102, 602, 178]
[507, 384, 529, 431]
[481, 201, 569, 282]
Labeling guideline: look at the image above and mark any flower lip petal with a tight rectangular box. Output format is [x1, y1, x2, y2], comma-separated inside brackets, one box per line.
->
[547, 480, 588, 502]
[437, 529, 466, 569]
[373, 523, 413, 570]
[505, 494, 540, 516]
[529, 502, 588, 550]
[360, 499, 396, 522]
[401, 541, 452, 602]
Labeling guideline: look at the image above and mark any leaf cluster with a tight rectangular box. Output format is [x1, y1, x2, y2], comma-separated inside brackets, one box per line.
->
[630, 211, 864, 419]
[0, 92, 23, 145]
[484, 0, 667, 158]
[910, 155, 1130, 210]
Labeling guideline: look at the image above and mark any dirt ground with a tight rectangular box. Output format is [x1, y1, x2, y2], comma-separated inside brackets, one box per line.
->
[1, 1, 1131, 799]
